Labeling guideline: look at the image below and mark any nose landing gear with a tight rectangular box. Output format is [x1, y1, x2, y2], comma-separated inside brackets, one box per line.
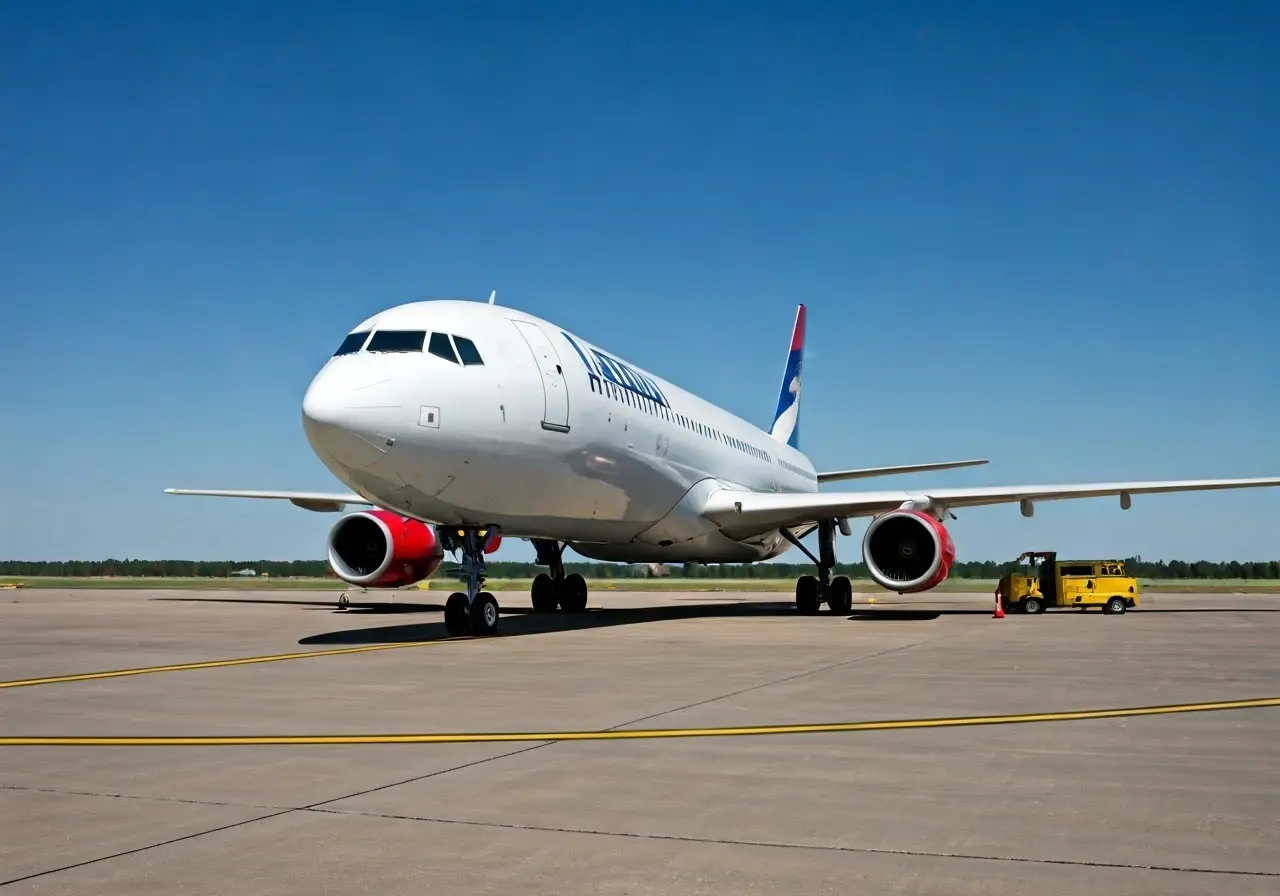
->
[438, 526, 502, 637]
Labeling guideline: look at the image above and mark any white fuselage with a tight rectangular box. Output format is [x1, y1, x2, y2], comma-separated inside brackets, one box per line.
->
[300, 300, 816, 563]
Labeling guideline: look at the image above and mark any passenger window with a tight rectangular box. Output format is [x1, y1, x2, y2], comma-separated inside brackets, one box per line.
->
[366, 330, 426, 352]
[453, 336, 484, 366]
[333, 331, 369, 356]
[428, 332, 460, 364]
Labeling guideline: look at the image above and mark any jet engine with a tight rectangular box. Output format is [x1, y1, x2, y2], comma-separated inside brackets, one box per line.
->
[861, 508, 956, 593]
[326, 510, 444, 587]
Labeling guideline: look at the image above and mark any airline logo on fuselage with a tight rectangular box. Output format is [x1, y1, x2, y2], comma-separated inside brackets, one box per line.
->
[560, 331, 670, 408]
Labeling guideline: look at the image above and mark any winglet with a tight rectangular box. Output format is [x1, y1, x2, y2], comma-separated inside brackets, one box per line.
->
[769, 304, 805, 449]
[488, 290, 497, 305]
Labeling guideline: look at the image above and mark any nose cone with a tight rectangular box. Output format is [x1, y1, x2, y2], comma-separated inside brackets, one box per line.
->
[302, 365, 404, 471]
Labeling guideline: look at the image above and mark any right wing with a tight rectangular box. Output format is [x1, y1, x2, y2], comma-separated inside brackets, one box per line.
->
[816, 458, 988, 484]
[702, 476, 1280, 534]
[164, 488, 373, 513]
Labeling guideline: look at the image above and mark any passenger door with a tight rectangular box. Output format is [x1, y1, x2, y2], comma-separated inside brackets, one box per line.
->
[510, 320, 570, 433]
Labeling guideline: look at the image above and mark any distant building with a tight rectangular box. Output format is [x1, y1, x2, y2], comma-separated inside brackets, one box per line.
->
[630, 562, 670, 578]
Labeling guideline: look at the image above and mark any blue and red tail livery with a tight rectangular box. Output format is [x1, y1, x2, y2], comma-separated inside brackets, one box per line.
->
[769, 304, 805, 449]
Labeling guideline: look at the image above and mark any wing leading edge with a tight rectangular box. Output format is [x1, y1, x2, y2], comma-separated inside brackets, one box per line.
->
[164, 488, 372, 513]
[702, 477, 1280, 534]
[815, 458, 988, 484]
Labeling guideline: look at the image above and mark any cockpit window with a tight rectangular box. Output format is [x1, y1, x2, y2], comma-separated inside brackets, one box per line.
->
[367, 330, 426, 353]
[333, 331, 369, 356]
[453, 336, 484, 366]
[428, 331, 460, 364]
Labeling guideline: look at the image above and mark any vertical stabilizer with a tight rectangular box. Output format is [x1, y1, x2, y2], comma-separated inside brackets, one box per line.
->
[769, 304, 805, 449]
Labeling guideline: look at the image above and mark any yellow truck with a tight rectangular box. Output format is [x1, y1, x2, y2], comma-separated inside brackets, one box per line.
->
[997, 551, 1140, 615]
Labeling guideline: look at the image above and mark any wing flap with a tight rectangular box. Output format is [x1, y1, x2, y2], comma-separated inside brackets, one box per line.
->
[164, 488, 372, 513]
[816, 459, 989, 484]
[703, 477, 1280, 533]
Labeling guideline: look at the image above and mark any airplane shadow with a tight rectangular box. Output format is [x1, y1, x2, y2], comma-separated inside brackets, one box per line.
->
[299, 599, 803, 645]
[151, 596, 446, 614]
[848, 610, 948, 621]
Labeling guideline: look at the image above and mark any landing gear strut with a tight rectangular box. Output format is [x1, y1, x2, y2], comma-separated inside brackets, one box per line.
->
[530, 539, 589, 613]
[782, 519, 853, 616]
[437, 526, 502, 637]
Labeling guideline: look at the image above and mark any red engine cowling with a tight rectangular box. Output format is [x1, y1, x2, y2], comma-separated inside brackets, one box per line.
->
[326, 510, 444, 587]
[861, 508, 956, 593]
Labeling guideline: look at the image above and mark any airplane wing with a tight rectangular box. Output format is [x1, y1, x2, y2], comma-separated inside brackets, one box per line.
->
[164, 488, 373, 513]
[701, 477, 1280, 534]
[816, 458, 988, 484]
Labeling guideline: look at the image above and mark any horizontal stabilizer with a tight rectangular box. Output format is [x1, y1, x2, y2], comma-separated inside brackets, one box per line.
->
[816, 459, 989, 484]
[164, 488, 372, 513]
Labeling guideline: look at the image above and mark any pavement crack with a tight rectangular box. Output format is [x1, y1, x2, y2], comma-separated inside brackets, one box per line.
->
[0, 745, 554, 888]
[603, 634, 951, 732]
[303, 809, 1280, 879]
[0, 807, 298, 888]
[0, 783, 281, 812]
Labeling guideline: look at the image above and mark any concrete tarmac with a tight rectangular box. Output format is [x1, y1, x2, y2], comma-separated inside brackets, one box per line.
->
[2, 587, 1278, 894]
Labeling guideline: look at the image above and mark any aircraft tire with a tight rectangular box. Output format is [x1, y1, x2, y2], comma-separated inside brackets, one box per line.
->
[795, 575, 820, 614]
[560, 573, 589, 613]
[827, 576, 853, 614]
[470, 592, 500, 636]
[444, 592, 471, 636]
[531, 573, 558, 612]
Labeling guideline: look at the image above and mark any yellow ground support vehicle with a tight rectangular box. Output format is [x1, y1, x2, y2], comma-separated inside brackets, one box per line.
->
[997, 551, 1140, 615]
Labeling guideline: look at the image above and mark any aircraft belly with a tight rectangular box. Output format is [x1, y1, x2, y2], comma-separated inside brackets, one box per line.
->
[568, 531, 774, 564]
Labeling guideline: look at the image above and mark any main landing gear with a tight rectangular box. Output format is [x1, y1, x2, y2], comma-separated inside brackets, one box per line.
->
[437, 526, 502, 637]
[781, 519, 854, 616]
[530, 539, 589, 613]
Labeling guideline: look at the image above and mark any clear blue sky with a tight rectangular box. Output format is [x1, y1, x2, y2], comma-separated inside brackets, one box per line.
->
[2, 1, 1276, 563]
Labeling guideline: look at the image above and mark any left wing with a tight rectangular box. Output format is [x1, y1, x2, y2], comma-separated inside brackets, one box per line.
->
[701, 477, 1280, 533]
[164, 488, 373, 513]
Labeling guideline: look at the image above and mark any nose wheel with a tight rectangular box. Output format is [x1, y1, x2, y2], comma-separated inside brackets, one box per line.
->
[438, 526, 502, 637]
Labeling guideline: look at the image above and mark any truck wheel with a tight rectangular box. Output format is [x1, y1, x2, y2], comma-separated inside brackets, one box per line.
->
[1104, 596, 1127, 615]
[1023, 596, 1043, 614]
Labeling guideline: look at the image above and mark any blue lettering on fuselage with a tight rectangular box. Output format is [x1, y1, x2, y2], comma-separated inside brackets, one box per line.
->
[561, 330, 669, 408]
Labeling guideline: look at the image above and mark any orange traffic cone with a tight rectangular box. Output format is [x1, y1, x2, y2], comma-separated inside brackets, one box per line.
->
[993, 590, 1005, 619]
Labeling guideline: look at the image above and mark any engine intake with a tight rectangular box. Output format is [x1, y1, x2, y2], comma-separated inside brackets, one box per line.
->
[862, 508, 956, 593]
[327, 510, 443, 587]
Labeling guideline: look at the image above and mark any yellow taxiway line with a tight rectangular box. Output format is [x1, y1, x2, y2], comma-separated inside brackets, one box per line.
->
[0, 639, 456, 691]
[3, 696, 1276, 747]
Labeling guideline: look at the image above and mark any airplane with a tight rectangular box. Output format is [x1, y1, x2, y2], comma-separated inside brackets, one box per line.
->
[167, 297, 1280, 637]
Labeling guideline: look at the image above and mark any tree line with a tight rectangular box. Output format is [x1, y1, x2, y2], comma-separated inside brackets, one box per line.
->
[3, 557, 1279, 580]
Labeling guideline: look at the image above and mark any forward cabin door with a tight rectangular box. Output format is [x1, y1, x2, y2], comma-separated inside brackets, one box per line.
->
[511, 320, 570, 433]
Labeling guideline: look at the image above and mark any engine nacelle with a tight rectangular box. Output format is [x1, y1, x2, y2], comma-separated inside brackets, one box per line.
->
[861, 508, 956, 593]
[326, 510, 444, 588]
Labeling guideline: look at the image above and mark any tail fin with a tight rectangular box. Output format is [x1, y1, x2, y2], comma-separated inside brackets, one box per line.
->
[769, 304, 805, 449]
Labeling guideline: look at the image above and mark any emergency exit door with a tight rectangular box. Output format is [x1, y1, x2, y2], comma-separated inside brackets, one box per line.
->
[511, 320, 570, 433]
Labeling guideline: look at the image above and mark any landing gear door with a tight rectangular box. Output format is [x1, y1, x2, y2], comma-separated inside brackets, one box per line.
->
[511, 320, 570, 433]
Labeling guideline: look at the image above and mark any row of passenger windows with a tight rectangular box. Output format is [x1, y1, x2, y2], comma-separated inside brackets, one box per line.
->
[333, 330, 484, 366]
[589, 376, 779, 464]
[778, 458, 810, 479]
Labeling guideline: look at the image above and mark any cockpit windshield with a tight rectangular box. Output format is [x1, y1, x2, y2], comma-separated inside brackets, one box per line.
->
[367, 330, 427, 353]
[332, 331, 369, 356]
[335, 327, 484, 365]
